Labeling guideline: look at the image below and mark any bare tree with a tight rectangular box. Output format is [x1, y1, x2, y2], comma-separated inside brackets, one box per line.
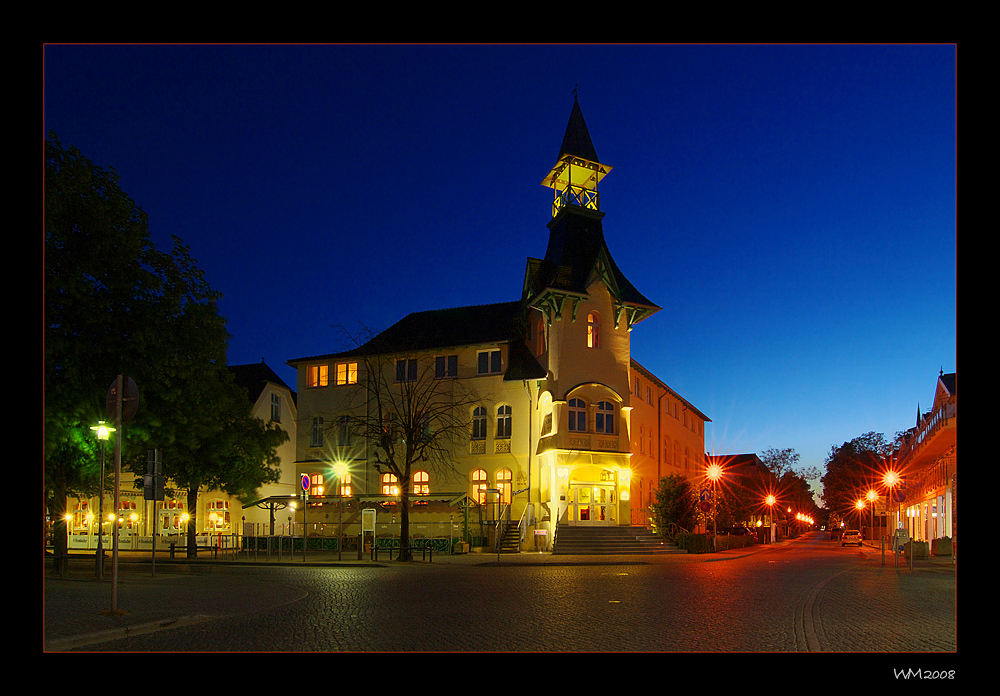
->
[339, 331, 483, 561]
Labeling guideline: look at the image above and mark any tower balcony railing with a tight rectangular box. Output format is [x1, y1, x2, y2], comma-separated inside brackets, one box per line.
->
[552, 186, 600, 217]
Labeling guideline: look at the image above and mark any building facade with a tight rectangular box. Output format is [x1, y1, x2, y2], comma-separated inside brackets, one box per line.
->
[895, 371, 956, 546]
[287, 99, 709, 551]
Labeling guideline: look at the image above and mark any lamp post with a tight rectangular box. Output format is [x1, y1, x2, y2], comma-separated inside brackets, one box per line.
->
[882, 469, 907, 568]
[706, 463, 723, 551]
[90, 421, 115, 580]
[333, 463, 349, 561]
[765, 495, 776, 544]
[865, 489, 878, 546]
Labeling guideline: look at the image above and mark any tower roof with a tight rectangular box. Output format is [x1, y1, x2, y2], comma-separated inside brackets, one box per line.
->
[557, 96, 600, 163]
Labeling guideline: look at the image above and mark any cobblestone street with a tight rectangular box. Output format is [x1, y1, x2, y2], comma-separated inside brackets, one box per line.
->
[44, 534, 957, 661]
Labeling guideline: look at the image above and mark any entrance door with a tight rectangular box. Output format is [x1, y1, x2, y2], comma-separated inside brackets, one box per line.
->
[571, 484, 616, 525]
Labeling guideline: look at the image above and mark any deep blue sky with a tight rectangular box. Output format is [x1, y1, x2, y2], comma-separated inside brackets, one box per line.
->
[44, 44, 956, 495]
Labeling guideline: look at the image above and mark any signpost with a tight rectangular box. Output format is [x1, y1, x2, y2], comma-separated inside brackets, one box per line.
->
[145, 449, 164, 575]
[106, 375, 138, 613]
[301, 474, 310, 561]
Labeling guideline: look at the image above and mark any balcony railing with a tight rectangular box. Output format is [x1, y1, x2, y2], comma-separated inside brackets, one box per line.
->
[898, 401, 956, 463]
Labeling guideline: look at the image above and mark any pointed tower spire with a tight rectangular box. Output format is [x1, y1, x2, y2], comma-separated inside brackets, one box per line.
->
[541, 94, 612, 218]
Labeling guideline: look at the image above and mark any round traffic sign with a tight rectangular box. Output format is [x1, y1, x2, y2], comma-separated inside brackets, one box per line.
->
[301, 474, 310, 493]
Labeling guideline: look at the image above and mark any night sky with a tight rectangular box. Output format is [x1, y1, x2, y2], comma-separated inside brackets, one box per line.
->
[43, 44, 957, 496]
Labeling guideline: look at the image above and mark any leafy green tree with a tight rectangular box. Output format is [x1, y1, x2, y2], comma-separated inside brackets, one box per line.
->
[651, 474, 696, 537]
[45, 133, 286, 565]
[820, 431, 893, 520]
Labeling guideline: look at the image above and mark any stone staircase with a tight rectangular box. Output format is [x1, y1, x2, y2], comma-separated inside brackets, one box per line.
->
[552, 525, 686, 555]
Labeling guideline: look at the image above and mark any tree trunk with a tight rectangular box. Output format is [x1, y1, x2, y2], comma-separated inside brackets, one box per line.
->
[186, 487, 199, 558]
[398, 488, 411, 561]
[48, 482, 69, 575]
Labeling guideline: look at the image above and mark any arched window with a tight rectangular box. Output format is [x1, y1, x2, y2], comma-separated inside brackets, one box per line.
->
[381, 473, 399, 496]
[413, 471, 429, 496]
[568, 398, 587, 432]
[595, 401, 615, 434]
[587, 312, 600, 348]
[471, 469, 488, 503]
[536, 316, 546, 355]
[497, 468, 512, 504]
[496, 404, 512, 439]
[471, 406, 487, 440]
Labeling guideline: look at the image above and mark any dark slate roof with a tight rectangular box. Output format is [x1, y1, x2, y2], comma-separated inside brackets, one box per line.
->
[707, 453, 768, 479]
[524, 207, 659, 310]
[287, 301, 546, 382]
[229, 360, 295, 405]
[557, 96, 600, 163]
[631, 358, 711, 423]
[939, 372, 956, 396]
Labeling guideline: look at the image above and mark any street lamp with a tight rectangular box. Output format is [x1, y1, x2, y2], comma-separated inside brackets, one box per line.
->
[90, 421, 115, 580]
[333, 462, 349, 560]
[765, 494, 777, 543]
[706, 463, 723, 551]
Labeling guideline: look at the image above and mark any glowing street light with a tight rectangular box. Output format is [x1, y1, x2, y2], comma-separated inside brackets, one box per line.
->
[706, 463, 723, 551]
[765, 495, 777, 543]
[90, 420, 115, 580]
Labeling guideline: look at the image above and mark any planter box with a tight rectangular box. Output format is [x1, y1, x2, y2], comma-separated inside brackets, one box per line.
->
[932, 537, 953, 556]
[905, 540, 930, 559]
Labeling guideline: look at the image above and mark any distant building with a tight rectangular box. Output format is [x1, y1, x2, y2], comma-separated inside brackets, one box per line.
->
[895, 371, 956, 545]
[63, 360, 297, 550]
[229, 361, 299, 534]
[287, 98, 710, 550]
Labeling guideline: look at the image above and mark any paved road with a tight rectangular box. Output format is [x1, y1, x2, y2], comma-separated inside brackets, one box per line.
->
[43, 533, 956, 655]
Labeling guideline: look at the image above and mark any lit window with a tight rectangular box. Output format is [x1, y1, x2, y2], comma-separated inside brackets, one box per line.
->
[595, 401, 615, 434]
[497, 468, 512, 504]
[496, 404, 512, 439]
[336, 362, 358, 385]
[381, 473, 399, 496]
[307, 364, 329, 388]
[471, 406, 487, 440]
[568, 398, 587, 432]
[206, 500, 230, 530]
[471, 469, 488, 503]
[536, 317, 545, 355]
[587, 312, 600, 348]
[336, 472, 352, 497]
[310, 473, 324, 497]
[413, 470, 430, 496]
[396, 358, 418, 382]
[435, 355, 458, 378]
[310, 417, 324, 447]
[478, 350, 502, 375]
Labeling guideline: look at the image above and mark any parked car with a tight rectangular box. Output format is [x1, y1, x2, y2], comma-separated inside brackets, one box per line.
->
[841, 529, 862, 546]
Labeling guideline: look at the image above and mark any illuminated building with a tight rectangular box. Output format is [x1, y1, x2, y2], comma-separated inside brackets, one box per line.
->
[287, 97, 709, 550]
[895, 371, 957, 548]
